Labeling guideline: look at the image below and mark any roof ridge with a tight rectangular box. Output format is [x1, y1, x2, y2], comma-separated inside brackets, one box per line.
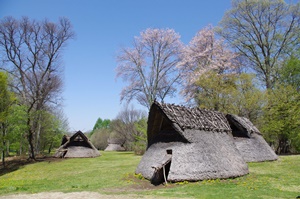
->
[153, 101, 231, 132]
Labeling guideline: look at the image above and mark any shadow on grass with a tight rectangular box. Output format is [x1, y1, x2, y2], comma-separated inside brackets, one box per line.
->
[0, 156, 63, 176]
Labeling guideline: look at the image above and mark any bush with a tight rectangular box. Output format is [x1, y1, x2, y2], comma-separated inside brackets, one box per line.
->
[90, 129, 111, 150]
[132, 141, 146, 155]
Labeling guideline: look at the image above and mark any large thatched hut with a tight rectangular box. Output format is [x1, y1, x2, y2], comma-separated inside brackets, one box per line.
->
[54, 131, 100, 158]
[226, 114, 278, 162]
[136, 102, 249, 185]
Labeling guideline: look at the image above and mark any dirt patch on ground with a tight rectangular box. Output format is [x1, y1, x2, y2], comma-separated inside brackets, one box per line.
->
[117, 173, 177, 192]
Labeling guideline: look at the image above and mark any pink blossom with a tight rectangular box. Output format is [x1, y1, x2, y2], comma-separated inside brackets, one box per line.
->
[178, 25, 239, 102]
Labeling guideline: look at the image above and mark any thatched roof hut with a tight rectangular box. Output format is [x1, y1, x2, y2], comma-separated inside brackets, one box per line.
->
[226, 114, 278, 162]
[104, 138, 125, 151]
[136, 102, 249, 184]
[54, 131, 100, 158]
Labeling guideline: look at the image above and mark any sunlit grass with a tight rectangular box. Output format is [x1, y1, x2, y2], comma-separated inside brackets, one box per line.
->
[140, 155, 300, 199]
[0, 152, 299, 199]
[0, 151, 140, 194]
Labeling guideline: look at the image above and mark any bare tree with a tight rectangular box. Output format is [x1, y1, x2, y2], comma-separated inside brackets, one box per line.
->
[116, 28, 183, 109]
[110, 105, 146, 150]
[0, 16, 74, 159]
[217, 0, 300, 89]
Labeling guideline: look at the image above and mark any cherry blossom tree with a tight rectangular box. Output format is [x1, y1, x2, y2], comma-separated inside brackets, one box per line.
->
[178, 25, 240, 102]
[116, 28, 183, 109]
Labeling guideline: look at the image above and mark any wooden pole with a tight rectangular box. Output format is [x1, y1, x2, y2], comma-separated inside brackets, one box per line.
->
[163, 165, 168, 185]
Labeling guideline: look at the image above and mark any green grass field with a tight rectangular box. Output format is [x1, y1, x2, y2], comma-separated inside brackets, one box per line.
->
[0, 152, 299, 199]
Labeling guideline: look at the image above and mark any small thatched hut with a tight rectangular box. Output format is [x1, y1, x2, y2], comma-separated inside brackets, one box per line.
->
[136, 102, 249, 185]
[54, 131, 100, 158]
[226, 114, 278, 162]
[105, 138, 125, 151]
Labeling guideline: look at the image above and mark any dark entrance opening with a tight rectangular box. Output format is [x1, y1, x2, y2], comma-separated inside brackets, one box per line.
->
[226, 115, 250, 138]
[150, 150, 172, 185]
[230, 123, 249, 138]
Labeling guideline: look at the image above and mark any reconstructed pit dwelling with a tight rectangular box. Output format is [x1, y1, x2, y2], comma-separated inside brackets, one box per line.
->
[105, 138, 125, 151]
[226, 114, 277, 162]
[136, 102, 277, 185]
[54, 131, 100, 158]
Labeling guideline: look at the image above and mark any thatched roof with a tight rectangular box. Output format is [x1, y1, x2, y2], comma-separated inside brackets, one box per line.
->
[61, 135, 69, 145]
[107, 137, 125, 145]
[54, 131, 100, 158]
[152, 101, 231, 132]
[104, 137, 126, 151]
[234, 134, 278, 162]
[147, 101, 231, 147]
[137, 102, 249, 183]
[104, 144, 125, 151]
[226, 114, 278, 162]
[226, 114, 261, 137]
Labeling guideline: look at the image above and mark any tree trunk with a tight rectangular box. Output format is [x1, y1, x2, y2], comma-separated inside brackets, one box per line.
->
[25, 108, 36, 160]
[2, 133, 5, 167]
[48, 141, 53, 154]
[19, 136, 23, 155]
[276, 137, 290, 154]
[266, 79, 272, 90]
[28, 130, 35, 160]
[1, 148, 4, 167]
[35, 121, 41, 155]
[6, 140, 9, 157]
[27, 116, 36, 160]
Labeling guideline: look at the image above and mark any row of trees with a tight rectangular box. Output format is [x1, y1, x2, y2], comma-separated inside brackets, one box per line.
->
[0, 16, 74, 163]
[1, 0, 298, 160]
[116, 0, 300, 154]
[89, 105, 147, 155]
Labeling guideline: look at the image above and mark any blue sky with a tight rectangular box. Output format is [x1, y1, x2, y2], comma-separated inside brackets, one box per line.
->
[0, 0, 232, 131]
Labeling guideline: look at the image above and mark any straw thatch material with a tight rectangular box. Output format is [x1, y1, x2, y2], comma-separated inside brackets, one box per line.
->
[104, 138, 125, 151]
[54, 131, 100, 158]
[226, 114, 278, 162]
[136, 102, 249, 184]
[105, 144, 125, 151]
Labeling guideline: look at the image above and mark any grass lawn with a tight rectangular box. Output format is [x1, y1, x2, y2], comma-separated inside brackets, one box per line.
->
[0, 151, 299, 199]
